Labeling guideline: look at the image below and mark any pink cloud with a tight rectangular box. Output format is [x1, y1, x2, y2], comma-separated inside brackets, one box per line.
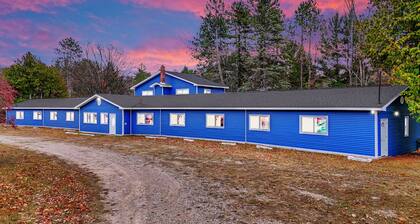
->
[0, 0, 82, 15]
[122, 0, 368, 17]
[126, 37, 197, 72]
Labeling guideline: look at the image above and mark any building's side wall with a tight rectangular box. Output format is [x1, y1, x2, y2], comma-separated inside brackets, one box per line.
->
[131, 110, 161, 135]
[161, 110, 246, 142]
[43, 109, 79, 129]
[378, 97, 420, 156]
[197, 86, 225, 94]
[7, 109, 79, 129]
[79, 99, 122, 135]
[246, 110, 375, 156]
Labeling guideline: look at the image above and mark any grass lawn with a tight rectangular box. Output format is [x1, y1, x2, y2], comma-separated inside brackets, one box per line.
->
[0, 143, 103, 223]
[1, 126, 419, 223]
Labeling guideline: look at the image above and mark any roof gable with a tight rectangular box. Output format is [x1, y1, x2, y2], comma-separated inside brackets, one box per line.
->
[130, 72, 229, 90]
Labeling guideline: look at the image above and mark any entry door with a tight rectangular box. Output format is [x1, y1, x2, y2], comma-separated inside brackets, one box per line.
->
[380, 118, 388, 156]
[109, 113, 116, 135]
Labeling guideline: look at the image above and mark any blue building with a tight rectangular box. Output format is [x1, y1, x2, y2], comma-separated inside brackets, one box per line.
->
[5, 78, 419, 158]
[130, 66, 228, 96]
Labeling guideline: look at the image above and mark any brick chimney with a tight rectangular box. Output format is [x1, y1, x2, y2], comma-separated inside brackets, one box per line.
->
[160, 65, 166, 83]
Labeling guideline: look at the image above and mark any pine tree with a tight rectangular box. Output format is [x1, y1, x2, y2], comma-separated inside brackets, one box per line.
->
[248, 0, 287, 90]
[192, 0, 229, 85]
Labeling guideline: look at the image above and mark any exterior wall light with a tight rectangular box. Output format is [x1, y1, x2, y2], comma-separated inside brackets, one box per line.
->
[394, 111, 400, 117]
[370, 110, 376, 115]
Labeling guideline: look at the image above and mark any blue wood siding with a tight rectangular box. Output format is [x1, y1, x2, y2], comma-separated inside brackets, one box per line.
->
[161, 110, 246, 141]
[79, 99, 122, 135]
[197, 86, 225, 94]
[378, 97, 420, 156]
[123, 110, 131, 135]
[7, 109, 79, 129]
[130, 110, 161, 135]
[246, 111, 375, 156]
[43, 109, 79, 129]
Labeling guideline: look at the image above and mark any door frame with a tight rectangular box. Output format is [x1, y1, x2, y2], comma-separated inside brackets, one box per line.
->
[109, 113, 116, 135]
[380, 118, 388, 156]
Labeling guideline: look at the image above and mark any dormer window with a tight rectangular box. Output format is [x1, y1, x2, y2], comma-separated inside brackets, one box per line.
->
[176, 88, 190, 95]
[142, 90, 154, 96]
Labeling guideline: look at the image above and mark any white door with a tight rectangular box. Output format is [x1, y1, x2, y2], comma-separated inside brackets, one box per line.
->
[380, 118, 388, 156]
[109, 113, 116, 135]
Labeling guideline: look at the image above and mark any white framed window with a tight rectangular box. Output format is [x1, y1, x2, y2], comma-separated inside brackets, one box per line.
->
[300, 115, 328, 135]
[404, 116, 409, 137]
[137, 113, 154, 125]
[100, 113, 109, 125]
[16, 111, 24, 120]
[33, 111, 42, 120]
[83, 112, 97, 124]
[249, 115, 270, 131]
[66, 112, 75, 121]
[170, 113, 185, 126]
[142, 90, 154, 96]
[50, 111, 58, 121]
[204, 88, 212, 94]
[206, 114, 224, 128]
[176, 88, 190, 95]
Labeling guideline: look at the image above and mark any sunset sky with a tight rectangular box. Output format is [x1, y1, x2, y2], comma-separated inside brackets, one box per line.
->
[0, 0, 369, 73]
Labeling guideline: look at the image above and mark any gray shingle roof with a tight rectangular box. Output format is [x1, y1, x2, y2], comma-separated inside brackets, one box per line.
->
[166, 71, 229, 88]
[13, 97, 87, 108]
[13, 86, 406, 110]
[100, 86, 405, 110]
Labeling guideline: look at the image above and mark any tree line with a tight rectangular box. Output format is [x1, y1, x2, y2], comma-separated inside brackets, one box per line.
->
[191, 0, 419, 120]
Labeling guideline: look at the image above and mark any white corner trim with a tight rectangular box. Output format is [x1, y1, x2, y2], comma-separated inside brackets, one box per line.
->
[374, 112, 378, 157]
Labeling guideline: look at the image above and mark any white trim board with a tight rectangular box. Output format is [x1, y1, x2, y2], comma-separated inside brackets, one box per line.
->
[74, 94, 124, 109]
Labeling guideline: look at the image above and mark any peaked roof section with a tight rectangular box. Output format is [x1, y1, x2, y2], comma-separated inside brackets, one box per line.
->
[98, 86, 406, 111]
[130, 71, 229, 90]
[11, 86, 406, 111]
[12, 98, 88, 109]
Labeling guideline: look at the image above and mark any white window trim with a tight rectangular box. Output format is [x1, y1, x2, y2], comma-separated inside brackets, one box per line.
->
[249, 114, 270, 131]
[16, 111, 24, 120]
[66, 112, 75, 122]
[206, 113, 225, 129]
[50, 111, 58, 121]
[299, 115, 329, 136]
[204, 88, 212, 94]
[100, 112, 109, 125]
[404, 116, 409, 137]
[142, 90, 154, 96]
[137, 113, 154, 126]
[170, 113, 186, 127]
[83, 112, 97, 124]
[175, 88, 190, 95]
[33, 111, 42, 120]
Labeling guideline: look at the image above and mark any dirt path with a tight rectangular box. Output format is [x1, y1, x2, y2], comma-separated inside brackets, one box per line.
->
[0, 135, 216, 224]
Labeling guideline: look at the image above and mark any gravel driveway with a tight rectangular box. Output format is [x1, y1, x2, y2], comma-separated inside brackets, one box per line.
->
[0, 135, 218, 224]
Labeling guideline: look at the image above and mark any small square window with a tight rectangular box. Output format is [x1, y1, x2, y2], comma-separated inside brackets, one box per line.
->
[300, 115, 328, 135]
[206, 114, 224, 128]
[142, 90, 154, 96]
[170, 113, 185, 126]
[50, 111, 58, 121]
[33, 111, 42, 120]
[249, 115, 270, 131]
[137, 113, 154, 125]
[204, 89, 211, 94]
[16, 111, 24, 120]
[66, 112, 75, 121]
[176, 88, 190, 95]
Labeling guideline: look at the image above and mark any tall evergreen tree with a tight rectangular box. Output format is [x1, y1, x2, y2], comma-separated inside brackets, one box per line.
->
[227, 1, 253, 91]
[192, 0, 229, 85]
[248, 0, 287, 90]
[54, 37, 83, 96]
[294, 0, 320, 88]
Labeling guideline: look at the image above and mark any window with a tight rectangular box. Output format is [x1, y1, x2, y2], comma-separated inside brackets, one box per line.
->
[142, 90, 154, 96]
[404, 116, 410, 137]
[33, 111, 42, 120]
[50, 111, 58, 121]
[300, 116, 328, 135]
[66, 112, 75, 121]
[137, 113, 154, 125]
[204, 88, 211, 94]
[16, 111, 24, 120]
[206, 114, 224, 128]
[83, 112, 97, 124]
[170, 113, 185, 126]
[100, 113, 109, 125]
[176, 88, 190, 95]
[249, 115, 270, 131]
